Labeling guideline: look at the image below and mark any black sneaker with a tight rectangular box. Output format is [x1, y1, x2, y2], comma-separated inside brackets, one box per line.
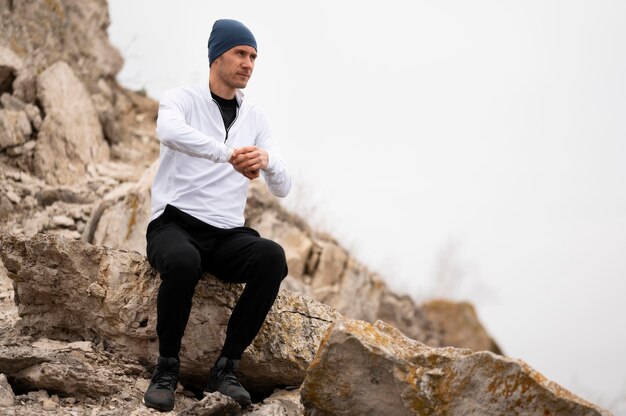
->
[143, 356, 180, 412]
[205, 357, 251, 407]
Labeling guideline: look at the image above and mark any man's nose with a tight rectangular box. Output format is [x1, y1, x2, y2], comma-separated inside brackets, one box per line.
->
[242, 57, 254, 69]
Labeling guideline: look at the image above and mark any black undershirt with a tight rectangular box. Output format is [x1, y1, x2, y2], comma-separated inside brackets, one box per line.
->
[211, 91, 239, 132]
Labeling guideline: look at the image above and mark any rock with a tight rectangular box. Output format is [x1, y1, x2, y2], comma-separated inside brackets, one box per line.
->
[88, 161, 157, 254]
[178, 392, 240, 416]
[0, 233, 341, 390]
[248, 389, 304, 416]
[0, 0, 123, 91]
[0, 93, 42, 131]
[0, 373, 15, 407]
[11, 66, 38, 104]
[33, 61, 109, 185]
[0, 337, 142, 398]
[0, 109, 31, 149]
[0, 196, 12, 218]
[51, 214, 75, 228]
[301, 318, 611, 416]
[421, 299, 502, 353]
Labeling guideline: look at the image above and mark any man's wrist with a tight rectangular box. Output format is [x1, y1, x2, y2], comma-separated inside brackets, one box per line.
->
[225, 146, 234, 162]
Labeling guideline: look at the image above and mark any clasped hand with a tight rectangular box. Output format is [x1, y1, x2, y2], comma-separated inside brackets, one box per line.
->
[229, 146, 269, 180]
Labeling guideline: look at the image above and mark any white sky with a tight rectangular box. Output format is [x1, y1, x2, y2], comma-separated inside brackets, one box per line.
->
[108, 0, 626, 410]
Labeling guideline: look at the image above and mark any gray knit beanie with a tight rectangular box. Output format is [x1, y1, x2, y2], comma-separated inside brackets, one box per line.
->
[207, 19, 257, 65]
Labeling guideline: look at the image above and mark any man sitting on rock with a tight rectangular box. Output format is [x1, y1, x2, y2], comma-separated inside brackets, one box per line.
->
[143, 19, 291, 412]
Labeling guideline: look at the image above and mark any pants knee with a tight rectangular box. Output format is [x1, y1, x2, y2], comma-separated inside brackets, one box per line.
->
[257, 240, 288, 280]
[160, 248, 202, 287]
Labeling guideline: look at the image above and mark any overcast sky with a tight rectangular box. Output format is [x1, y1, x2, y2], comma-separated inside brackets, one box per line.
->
[108, 0, 626, 410]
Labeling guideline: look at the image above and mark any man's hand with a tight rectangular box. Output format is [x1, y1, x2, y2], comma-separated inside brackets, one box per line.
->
[229, 146, 269, 180]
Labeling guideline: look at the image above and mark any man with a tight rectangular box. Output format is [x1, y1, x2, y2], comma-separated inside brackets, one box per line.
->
[143, 19, 291, 412]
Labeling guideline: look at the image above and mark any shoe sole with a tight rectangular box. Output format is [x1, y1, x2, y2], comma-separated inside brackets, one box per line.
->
[142, 397, 175, 412]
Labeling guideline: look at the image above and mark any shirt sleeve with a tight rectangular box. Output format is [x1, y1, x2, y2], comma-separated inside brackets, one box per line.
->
[155, 88, 233, 163]
[255, 110, 292, 198]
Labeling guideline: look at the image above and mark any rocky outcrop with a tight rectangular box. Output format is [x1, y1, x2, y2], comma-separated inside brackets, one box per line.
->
[422, 299, 502, 353]
[0, 233, 341, 390]
[301, 318, 611, 416]
[0, 0, 123, 95]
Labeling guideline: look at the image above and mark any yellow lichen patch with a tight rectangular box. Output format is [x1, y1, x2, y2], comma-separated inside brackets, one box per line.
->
[125, 193, 139, 240]
[44, 0, 66, 19]
[395, 364, 434, 415]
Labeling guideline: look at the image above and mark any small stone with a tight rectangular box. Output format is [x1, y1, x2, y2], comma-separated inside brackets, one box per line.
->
[119, 391, 132, 402]
[134, 378, 150, 393]
[87, 283, 106, 299]
[6, 191, 20, 204]
[6, 144, 23, 156]
[42, 397, 58, 410]
[52, 214, 75, 228]
[64, 397, 77, 405]
[27, 389, 49, 402]
[0, 196, 13, 216]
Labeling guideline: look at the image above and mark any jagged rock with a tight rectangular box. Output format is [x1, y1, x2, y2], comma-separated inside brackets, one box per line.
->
[0, 373, 15, 407]
[33, 61, 110, 185]
[0, 337, 143, 398]
[0, 109, 31, 149]
[0, 93, 42, 130]
[178, 392, 240, 416]
[422, 299, 502, 353]
[247, 389, 304, 416]
[87, 161, 157, 253]
[0, 233, 341, 390]
[300, 318, 611, 416]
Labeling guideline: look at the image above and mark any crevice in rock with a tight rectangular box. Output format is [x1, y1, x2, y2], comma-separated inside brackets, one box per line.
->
[279, 309, 333, 324]
[0, 66, 16, 96]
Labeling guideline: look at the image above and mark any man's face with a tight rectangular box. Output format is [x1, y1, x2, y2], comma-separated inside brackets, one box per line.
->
[213, 45, 257, 90]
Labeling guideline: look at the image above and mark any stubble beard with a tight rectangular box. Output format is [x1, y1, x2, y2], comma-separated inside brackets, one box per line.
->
[218, 67, 249, 90]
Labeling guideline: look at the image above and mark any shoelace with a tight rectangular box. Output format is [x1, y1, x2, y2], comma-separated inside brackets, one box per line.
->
[218, 369, 243, 387]
[152, 369, 177, 390]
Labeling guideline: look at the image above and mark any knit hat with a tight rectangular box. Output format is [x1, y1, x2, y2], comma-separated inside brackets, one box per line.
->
[207, 19, 257, 65]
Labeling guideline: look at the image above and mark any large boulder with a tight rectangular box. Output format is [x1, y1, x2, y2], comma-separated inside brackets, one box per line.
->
[0, 233, 341, 390]
[301, 318, 611, 416]
[33, 61, 109, 185]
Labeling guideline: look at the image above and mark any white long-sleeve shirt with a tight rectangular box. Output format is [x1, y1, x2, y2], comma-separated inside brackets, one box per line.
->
[151, 84, 291, 228]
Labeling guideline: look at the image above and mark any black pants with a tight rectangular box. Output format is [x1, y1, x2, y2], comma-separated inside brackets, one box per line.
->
[146, 204, 288, 360]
